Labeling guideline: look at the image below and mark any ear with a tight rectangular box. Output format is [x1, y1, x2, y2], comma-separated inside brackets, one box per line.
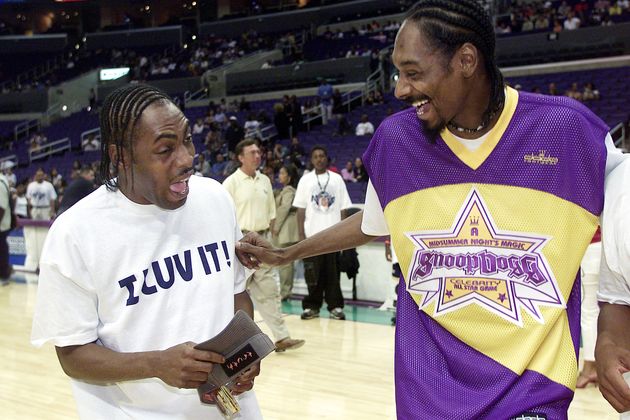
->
[456, 42, 479, 79]
[108, 144, 130, 169]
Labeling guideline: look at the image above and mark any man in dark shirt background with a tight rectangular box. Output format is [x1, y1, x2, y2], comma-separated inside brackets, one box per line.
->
[57, 167, 96, 216]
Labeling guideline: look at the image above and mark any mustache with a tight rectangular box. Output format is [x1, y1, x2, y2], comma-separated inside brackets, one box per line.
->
[178, 167, 194, 177]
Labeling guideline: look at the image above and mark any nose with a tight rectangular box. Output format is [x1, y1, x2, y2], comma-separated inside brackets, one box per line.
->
[394, 77, 411, 101]
[176, 142, 195, 168]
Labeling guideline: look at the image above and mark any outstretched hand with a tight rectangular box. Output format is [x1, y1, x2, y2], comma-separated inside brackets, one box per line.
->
[596, 340, 630, 412]
[236, 232, 289, 267]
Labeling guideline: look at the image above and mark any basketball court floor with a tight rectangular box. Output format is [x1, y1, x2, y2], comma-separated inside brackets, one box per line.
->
[0, 274, 620, 419]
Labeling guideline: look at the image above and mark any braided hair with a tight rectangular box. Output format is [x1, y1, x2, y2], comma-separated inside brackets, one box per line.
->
[405, 0, 505, 120]
[98, 84, 174, 191]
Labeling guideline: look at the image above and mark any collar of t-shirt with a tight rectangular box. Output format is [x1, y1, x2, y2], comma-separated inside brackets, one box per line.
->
[451, 131, 491, 152]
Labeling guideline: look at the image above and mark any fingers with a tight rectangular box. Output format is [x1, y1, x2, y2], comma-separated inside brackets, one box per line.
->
[235, 247, 261, 270]
[190, 348, 225, 364]
[601, 370, 630, 412]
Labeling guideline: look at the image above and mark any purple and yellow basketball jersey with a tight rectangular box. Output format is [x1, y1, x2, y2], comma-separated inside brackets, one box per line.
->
[363, 87, 608, 419]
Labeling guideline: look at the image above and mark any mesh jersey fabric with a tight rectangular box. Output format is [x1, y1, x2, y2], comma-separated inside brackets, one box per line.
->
[363, 87, 608, 419]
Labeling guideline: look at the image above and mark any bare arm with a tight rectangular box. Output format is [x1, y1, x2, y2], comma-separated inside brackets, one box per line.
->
[55, 341, 225, 389]
[234, 290, 254, 318]
[297, 208, 306, 241]
[237, 210, 376, 266]
[596, 303, 630, 412]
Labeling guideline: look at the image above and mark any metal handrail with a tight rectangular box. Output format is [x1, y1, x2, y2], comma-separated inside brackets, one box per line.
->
[611, 122, 627, 151]
[29, 137, 71, 163]
[80, 127, 101, 146]
[259, 124, 278, 143]
[14, 119, 41, 143]
[0, 154, 18, 168]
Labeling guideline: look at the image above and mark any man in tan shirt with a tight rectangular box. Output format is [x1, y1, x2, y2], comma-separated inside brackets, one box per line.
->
[223, 139, 304, 352]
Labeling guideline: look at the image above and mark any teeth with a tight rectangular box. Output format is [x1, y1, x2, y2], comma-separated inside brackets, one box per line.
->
[414, 99, 429, 107]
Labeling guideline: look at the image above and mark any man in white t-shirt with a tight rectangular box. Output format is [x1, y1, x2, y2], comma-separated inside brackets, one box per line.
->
[26, 168, 57, 220]
[30, 84, 263, 420]
[293, 145, 352, 320]
[355, 114, 375, 136]
[595, 159, 630, 413]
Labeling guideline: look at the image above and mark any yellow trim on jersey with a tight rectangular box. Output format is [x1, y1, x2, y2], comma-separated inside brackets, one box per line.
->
[384, 184, 597, 389]
[440, 87, 519, 170]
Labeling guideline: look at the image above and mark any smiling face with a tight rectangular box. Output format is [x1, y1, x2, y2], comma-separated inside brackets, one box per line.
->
[392, 20, 471, 134]
[116, 101, 195, 210]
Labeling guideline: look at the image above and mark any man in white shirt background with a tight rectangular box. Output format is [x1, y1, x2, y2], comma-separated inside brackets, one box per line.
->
[355, 114, 375, 136]
[293, 145, 352, 320]
[223, 138, 305, 352]
[26, 168, 57, 220]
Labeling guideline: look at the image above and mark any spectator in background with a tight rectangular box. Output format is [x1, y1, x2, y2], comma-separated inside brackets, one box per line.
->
[273, 166, 300, 301]
[13, 182, 28, 219]
[239, 97, 250, 111]
[563, 11, 581, 30]
[289, 136, 305, 160]
[535, 14, 550, 30]
[553, 19, 564, 33]
[211, 152, 227, 180]
[223, 151, 239, 178]
[26, 168, 57, 220]
[244, 113, 261, 140]
[293, 145, 352, 321]
[49, 168, 63, 191]
[332, 89, 344, 117]
[273, 143, 287, 161]
[355, 114, 375, 136]
[273, 103, 289, 139]
[2, 162, 16, 188]
[353, 157, 368, 183]
[287, 95, 303, 137]
[57, 167, 95, 216]
[565, 82, 583, 101]
[192, 118, 205, 135]
[317, 79, 334, 125]
[548, 82, 559, 96]
[582, 82, 600, 101]
[194, 153, 211, 177]
[341, 161, 356, 183]
[225, 116, 245, 152]
[82, 133, 100, 152]
[337, 116, 352, 136]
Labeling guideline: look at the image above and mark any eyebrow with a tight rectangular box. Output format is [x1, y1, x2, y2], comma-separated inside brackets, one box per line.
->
[153, 121, 191, 143]
[399, 59, 421, 66]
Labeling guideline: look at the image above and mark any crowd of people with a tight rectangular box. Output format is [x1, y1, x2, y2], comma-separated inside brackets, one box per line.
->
[495, 0, 630, 35]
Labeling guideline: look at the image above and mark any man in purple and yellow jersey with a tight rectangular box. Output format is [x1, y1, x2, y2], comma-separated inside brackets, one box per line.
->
[237, 1, 627, 418]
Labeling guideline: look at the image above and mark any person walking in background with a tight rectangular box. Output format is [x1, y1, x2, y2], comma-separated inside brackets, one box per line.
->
[272, 164, 300, 301]
[223, 139, 305, 352]
[57, 167, 96, 216]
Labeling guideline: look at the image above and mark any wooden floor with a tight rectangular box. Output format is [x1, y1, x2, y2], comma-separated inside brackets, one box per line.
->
[0, 279, 619, 419]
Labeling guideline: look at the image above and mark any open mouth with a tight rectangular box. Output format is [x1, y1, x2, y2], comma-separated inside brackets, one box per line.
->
[413, 99, 431, 117]
[169, 176, 190, 198]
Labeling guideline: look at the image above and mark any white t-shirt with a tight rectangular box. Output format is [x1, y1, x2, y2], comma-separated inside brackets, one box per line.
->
[0, 174, 11, 231]
[14, 195, 28, 218]
[26, 180, 57, 207]
[361, 132, 626, 237]
[31, 175, 262, 420]
[293, 170, 352, 238]
[598, 158, 630, 304]
[355, 121, 375, 136]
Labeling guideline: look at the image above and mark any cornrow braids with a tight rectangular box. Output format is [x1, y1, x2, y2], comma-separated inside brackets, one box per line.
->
[405, 0, 505, 121]
[98, 84, 173, 191]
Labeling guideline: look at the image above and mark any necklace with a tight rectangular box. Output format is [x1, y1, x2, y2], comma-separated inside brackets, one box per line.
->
[316, 171, 330, 193]
[447, 104, 501, 134]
